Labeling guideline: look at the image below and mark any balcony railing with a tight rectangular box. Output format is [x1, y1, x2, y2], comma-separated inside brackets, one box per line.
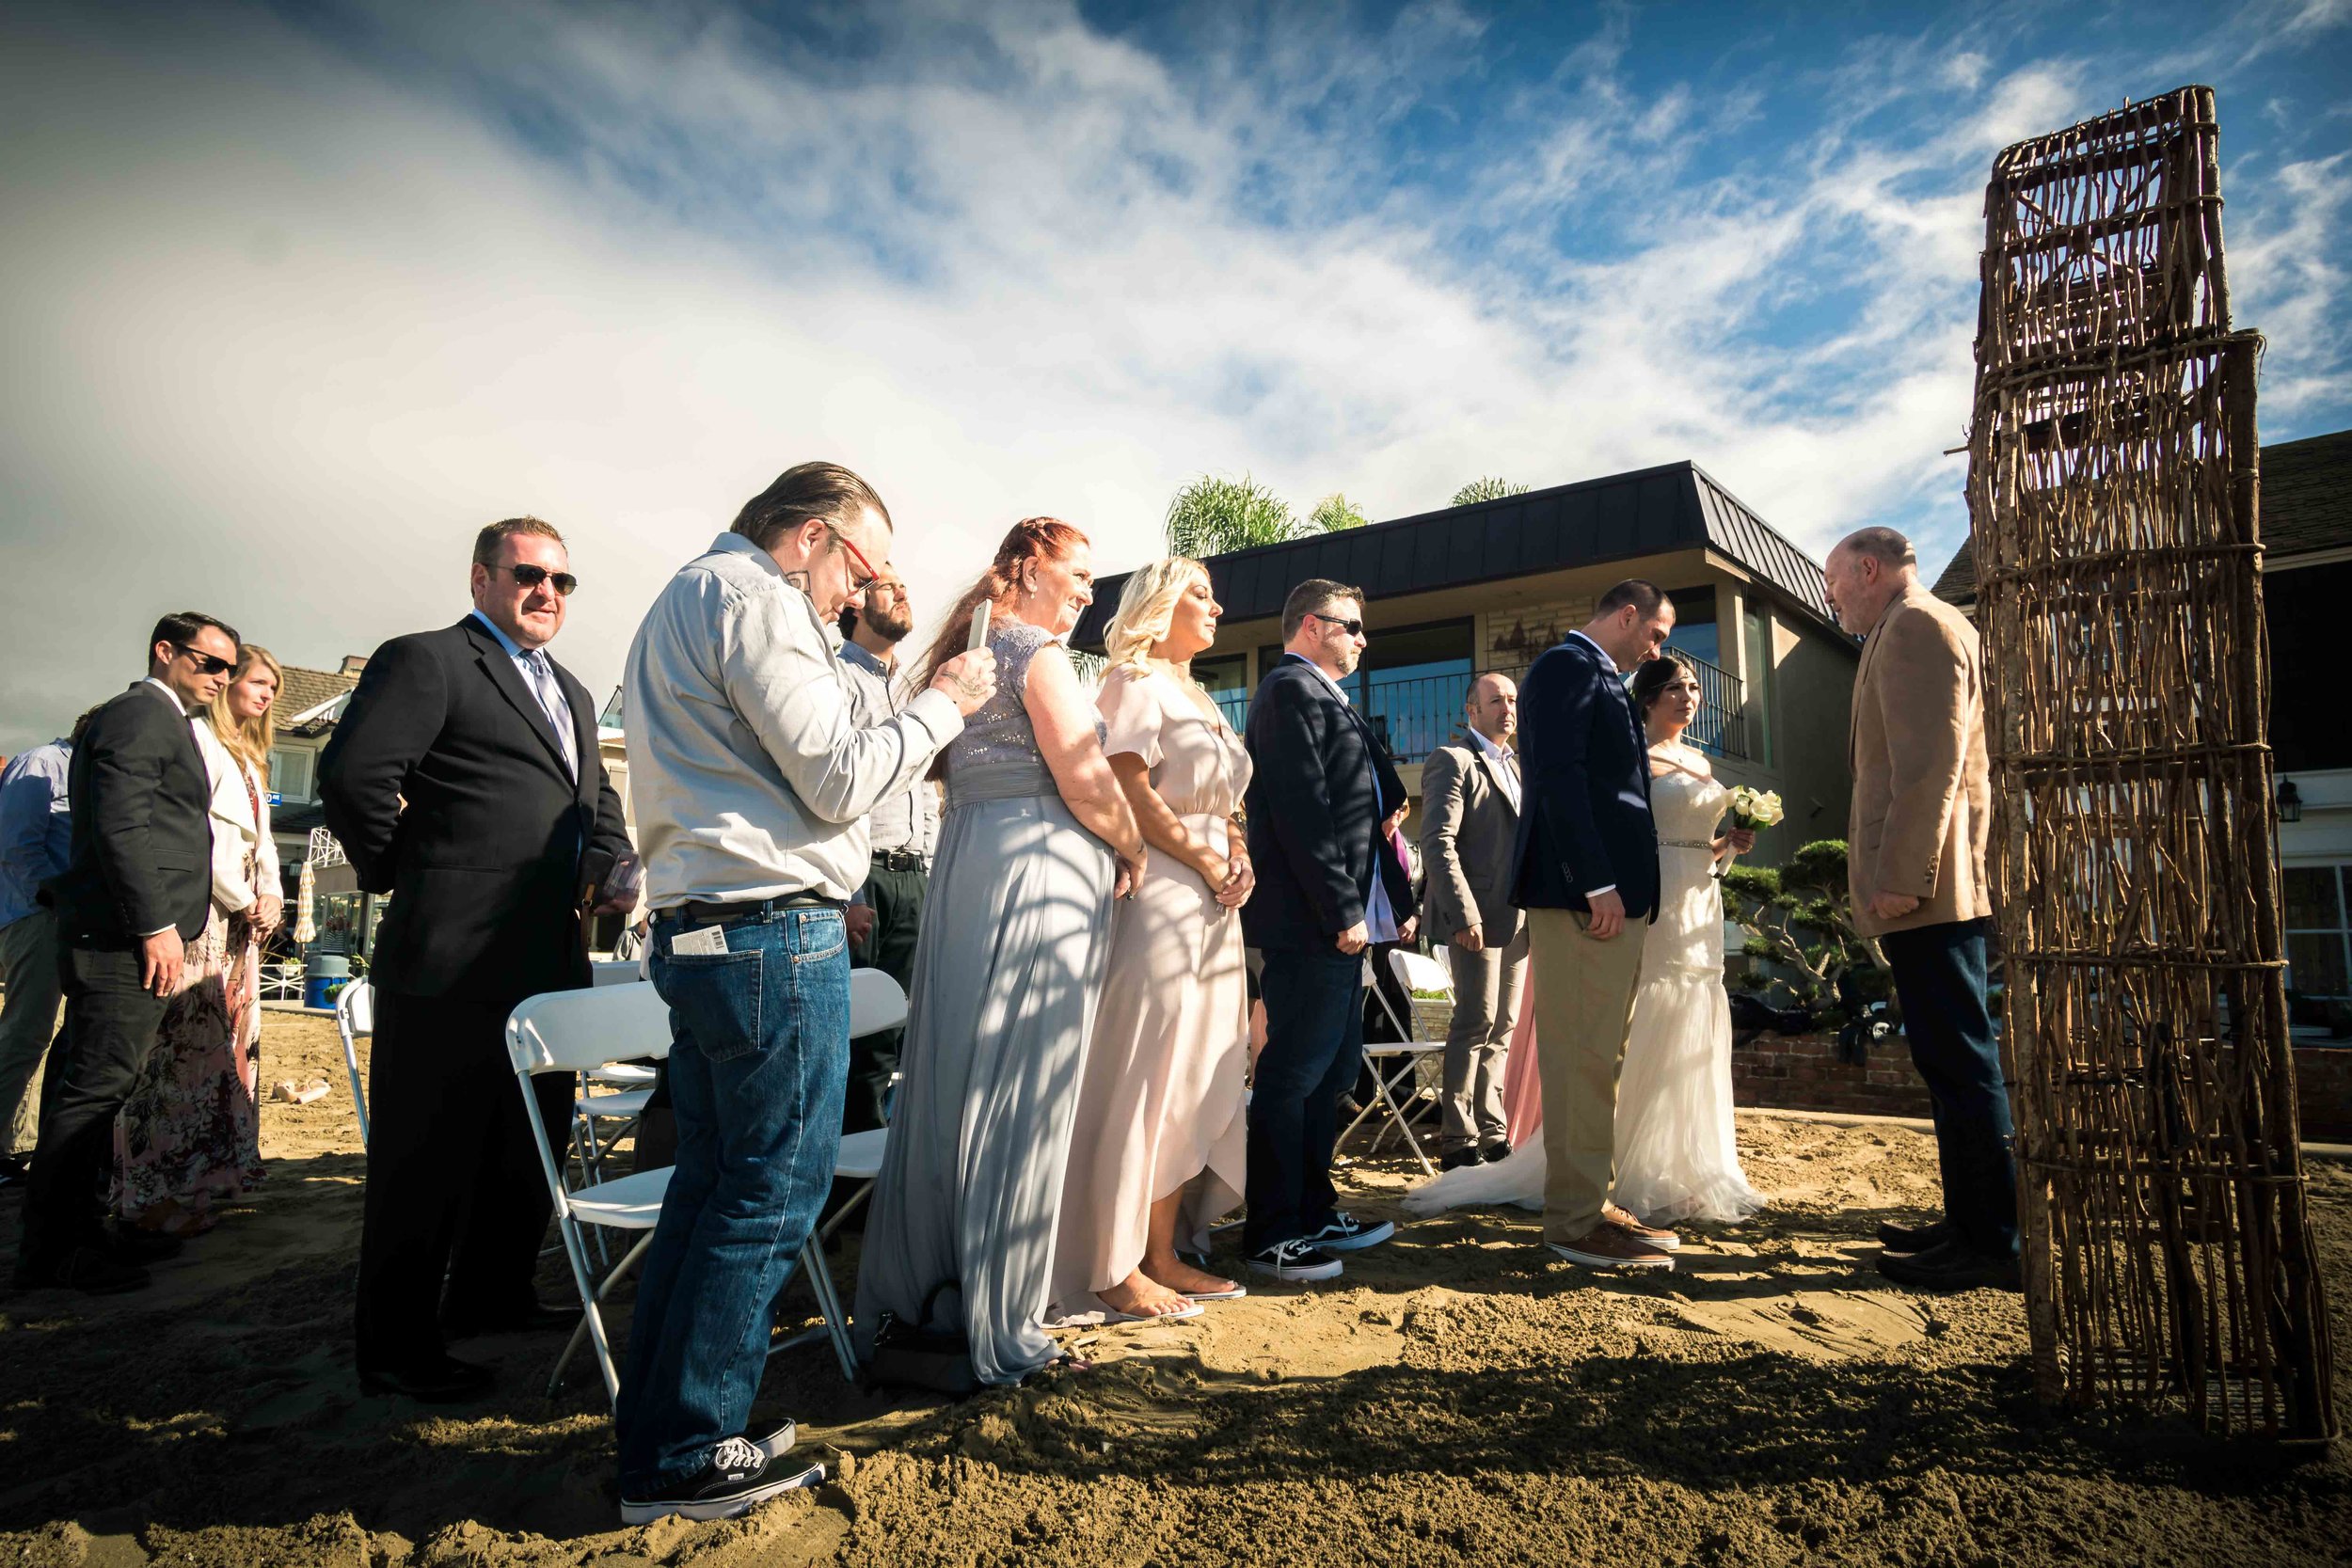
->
[1207, 651, 1748, 765]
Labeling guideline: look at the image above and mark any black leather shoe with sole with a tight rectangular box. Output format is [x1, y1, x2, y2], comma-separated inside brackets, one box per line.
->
[358, 1356, 496, 1403]
[1876, 1239, 2021, 1292]
[1876, 1217, 1952, 1254]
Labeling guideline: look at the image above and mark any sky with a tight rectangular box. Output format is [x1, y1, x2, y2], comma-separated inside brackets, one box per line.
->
[2, 0, 2347, 752]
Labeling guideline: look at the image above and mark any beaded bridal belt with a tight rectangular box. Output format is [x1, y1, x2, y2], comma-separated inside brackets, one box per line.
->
[1660, 838, 1713, 850]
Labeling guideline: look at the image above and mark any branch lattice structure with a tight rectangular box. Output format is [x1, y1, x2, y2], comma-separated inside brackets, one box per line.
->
[1965, 85, 2335, 1442]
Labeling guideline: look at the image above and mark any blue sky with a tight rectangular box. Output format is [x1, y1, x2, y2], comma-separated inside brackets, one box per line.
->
[2, 0, 2346, 750]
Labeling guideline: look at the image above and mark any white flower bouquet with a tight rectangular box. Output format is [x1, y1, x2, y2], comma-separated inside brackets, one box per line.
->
[1729, 786, 1785, 832]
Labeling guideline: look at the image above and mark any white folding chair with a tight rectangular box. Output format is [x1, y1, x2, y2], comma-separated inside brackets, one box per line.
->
[336, 980, 373, 1148]
[521, 968, 913, 1404]
[1345, 947, 1452, 1178]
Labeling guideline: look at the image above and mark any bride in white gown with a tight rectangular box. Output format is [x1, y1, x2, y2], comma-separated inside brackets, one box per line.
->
[1404, 654, 1766, 1225]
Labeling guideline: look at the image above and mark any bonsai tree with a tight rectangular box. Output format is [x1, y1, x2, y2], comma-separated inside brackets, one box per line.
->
[1720, 838, 1890, 1031]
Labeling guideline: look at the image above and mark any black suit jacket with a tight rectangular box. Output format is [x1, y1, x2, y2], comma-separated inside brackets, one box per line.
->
[1240, 656, 1415, 953]
[43, 681, 214, 946]
[320, 617, 630, 1004]
[1508, 636, 1660, 919]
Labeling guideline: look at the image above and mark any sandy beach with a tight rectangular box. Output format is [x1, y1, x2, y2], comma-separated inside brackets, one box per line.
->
[2, 1005, 2346, 1566]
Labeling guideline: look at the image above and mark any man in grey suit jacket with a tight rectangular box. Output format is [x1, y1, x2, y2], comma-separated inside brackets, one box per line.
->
[1417, 673, 1525, 1168]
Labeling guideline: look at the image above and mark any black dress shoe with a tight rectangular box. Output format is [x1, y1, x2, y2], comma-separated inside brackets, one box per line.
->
[1877, 1239, 2021, 1292]
[442, 1301, 580, 1338]
[358, 1355, 496, 1403]
[1439, 1148, 1486, 1171]
[1478, 1140, 1514, 1164]
[1877, 1217, 1951, 1254]
[16, 1245, 152, 1295]
[105, 1227, 186, 1264]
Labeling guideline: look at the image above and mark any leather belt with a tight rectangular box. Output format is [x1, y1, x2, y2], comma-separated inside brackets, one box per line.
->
[870, 848, 930, 873]
[674, 893, 845, 926]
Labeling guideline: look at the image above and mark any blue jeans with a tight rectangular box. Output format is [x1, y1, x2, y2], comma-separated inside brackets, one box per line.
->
[615, 904, 850, 1495]
[1245, 946, 1364, 1252]
[1882, 918, 2019, 1258]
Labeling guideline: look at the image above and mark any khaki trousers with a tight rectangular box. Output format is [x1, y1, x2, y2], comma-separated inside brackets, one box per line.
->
[1527, 906, 1645, 1243]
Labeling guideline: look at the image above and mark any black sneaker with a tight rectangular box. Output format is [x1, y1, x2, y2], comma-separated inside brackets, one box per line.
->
[1245, 1240, 1344, 1282]
[1306, 1212, 1395, 1253]
[749, 1418, 796, 1462]
[619, 1436, 826, 1525]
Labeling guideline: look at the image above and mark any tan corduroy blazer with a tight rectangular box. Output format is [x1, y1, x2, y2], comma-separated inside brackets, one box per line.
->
[1847, 585, 1992, 940]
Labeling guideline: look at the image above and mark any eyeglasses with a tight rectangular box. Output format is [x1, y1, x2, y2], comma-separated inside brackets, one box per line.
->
[509, 563, 579, 596]
[177, 644, 237, 676]
[824, 524, 881, 594]
[1309, 611, 1366, 637]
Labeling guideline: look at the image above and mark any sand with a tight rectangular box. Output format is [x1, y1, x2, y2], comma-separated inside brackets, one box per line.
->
[2, 1006, 2347, 1566]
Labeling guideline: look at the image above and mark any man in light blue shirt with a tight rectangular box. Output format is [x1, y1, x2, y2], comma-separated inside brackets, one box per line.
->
[0, 737, 72, 1177]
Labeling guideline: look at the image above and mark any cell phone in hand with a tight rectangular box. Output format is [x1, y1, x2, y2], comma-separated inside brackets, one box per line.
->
[967, 601, 991, 651]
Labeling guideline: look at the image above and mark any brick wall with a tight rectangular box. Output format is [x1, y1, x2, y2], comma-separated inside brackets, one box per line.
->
[1733, 1032, 2352, 1143]
[2297, 1045, 2352, 1142]
[1731, 1032, 1931, 1118]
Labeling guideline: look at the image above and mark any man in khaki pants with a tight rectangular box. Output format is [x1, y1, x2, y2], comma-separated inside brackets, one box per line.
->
[1507, 581, 1679, 1271]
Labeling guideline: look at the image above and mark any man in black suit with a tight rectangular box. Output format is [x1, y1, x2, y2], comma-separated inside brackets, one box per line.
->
[1510, 578, 1680, 1274]
[1239, 578, 1414, 1283]
[322, 517, 636, 1402]
[14, 611, 239, 1294]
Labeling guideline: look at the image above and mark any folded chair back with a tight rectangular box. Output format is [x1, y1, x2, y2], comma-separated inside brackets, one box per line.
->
[506, 980, 675, 1076]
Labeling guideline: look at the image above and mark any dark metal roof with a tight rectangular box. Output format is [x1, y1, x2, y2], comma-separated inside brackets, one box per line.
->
[1932, 427, 2352, 606]
[1073, 460, 1836, 648]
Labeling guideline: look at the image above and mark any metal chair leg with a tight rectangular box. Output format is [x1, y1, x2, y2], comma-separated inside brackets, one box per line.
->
[548, 1228, 655, 1402]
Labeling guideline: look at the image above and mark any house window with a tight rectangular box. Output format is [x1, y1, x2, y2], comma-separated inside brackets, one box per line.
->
[2285, 864, 2351, 999]
[1194, 653, 1250, 733]
[1354, 619, 1473, 765]
[269, 746, 314, 802]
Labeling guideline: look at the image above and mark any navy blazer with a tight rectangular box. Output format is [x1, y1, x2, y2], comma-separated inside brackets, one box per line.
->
[1241, 656, 1415, 953]
[1507, 636, 1661, 919]
[42, 681, 214, 946]
[320, 617, 630, 1005]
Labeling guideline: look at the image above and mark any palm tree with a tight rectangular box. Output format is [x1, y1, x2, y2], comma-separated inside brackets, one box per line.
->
[1451, 476, 1532, 506]
[1307, 493, 1371, 532]
[1163, 474, 1296, 557]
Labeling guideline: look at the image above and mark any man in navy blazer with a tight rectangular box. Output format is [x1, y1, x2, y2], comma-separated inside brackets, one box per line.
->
[13, 611, 239, 1295]
[1240, 578, 1413, 1282]
[322, 517, 636, 1402]
[1509, 578, 1681, 1273]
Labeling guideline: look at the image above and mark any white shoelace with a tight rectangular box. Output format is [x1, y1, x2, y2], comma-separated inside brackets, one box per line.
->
[709, 1436, 765, 1476]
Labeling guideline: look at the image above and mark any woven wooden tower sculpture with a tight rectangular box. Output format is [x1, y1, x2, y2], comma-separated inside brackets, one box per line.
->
[1966, 87, 2334, 1440]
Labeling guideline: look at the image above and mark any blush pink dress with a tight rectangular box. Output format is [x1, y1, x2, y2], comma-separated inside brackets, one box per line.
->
[1049, 665, 1251, 1321]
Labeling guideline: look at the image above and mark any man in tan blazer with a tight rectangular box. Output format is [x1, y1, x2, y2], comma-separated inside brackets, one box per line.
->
[1419, 673, 1526, 1168]
[1826, 526, 2018, 1293]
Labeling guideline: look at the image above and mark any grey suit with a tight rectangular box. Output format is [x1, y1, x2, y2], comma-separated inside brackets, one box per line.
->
[1418, 735, 1527, 1153]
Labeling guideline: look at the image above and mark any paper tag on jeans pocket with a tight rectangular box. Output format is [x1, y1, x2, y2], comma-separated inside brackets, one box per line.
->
[671, 924, 729, 957]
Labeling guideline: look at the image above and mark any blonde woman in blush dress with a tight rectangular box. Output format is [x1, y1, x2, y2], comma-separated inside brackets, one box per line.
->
[854, 519, 1149, 1386]
[1049, 559, 1253, 1325]
[116, 644, 284, 1234]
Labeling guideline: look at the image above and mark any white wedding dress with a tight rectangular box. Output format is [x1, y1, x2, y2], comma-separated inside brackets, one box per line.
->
[1403, 764, 1765, 1224]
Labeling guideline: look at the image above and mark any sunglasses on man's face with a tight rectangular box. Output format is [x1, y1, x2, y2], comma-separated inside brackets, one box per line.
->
[177, 644, 237, 676]
[508, 563, 580, 596]
[1310, 611, 1366, 638]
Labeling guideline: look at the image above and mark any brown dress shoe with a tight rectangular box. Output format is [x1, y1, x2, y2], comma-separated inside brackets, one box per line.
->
[1546, 1225, 1675, 1272]
[1603, 1204, 1680, 1251]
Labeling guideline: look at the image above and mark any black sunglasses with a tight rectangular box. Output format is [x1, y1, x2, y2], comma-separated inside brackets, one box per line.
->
[509, 563, 580, 596]
[1309, 611, 1365, 637]
[177, 643, 237, 676]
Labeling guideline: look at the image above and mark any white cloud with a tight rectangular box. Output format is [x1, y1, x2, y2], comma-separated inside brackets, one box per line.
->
[0, 0, 2342, 756]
